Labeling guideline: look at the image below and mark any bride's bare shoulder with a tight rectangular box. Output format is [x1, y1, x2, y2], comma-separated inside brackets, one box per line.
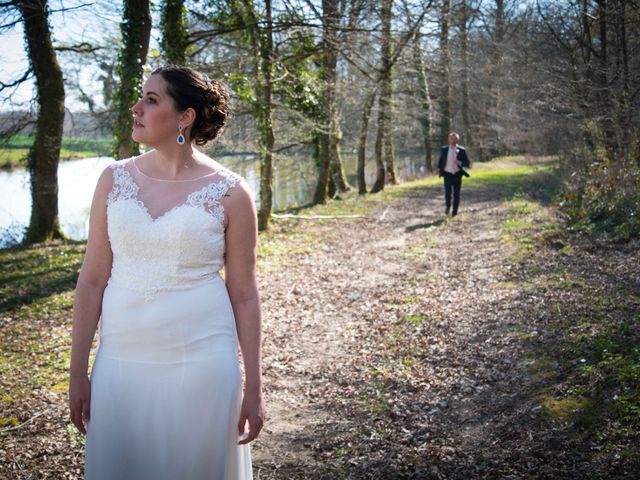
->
[193, 151, 224, 172]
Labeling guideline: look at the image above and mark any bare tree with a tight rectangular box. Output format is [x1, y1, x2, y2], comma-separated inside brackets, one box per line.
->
[438, 0, 451, 146]
[16, 0, 66, 244]
[412, 28, 434, 172]
[313, 0, 339, 203]
[371, 0, 395, 192]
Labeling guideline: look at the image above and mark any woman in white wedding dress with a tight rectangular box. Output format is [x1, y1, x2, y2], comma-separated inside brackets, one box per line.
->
[69, 66, 264, 480]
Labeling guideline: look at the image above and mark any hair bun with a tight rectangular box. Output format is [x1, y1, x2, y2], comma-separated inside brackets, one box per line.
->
[151, 66, 232, 145]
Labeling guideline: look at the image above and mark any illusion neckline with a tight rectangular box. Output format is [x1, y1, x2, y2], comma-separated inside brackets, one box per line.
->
[132, 156, 222, 183]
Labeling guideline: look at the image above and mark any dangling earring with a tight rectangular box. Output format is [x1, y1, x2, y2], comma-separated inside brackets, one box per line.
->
[177, 125, 186, 145]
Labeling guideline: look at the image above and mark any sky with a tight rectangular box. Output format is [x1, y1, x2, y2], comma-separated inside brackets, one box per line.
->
[2, 0, 452, 113]
[1, 0, 124, 111]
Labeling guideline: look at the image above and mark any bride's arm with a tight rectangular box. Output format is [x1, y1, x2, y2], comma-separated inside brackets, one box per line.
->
[223, 180, 264, 444]
[69, 167, 113, 434]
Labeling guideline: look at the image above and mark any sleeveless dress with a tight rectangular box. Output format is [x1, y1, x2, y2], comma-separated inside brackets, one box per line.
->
[84, 157, 253, 480]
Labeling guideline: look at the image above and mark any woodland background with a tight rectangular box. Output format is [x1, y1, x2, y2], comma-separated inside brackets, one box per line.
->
[0, 0, 638, 240]
[1, 1, 639, 478]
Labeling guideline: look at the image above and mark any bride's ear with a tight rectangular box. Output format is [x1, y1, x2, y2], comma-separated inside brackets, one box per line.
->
[180, 108, 196, 130]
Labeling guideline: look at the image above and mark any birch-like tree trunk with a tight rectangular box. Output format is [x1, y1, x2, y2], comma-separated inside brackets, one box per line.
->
[18, 0, 66, 244]
[356, 87, 377, 194]
[412, 29, 433, 173]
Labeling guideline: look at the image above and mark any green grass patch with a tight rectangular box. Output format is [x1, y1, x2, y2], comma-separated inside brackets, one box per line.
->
[358, 380, 392, 418]
[0, 241, 85, 404]
[403, 314, 425, 325]
[497, 196, 562, 259]
[541, 394, 595, 424]
[257, 239, 290, 258]
[0, 416, 18, 427]
[257, 231, 322, 260]
[464, 157, 561, 202]
[0, 135, 112, 169]
[0, 241, 85, 312]
[402, 237, 439, 261]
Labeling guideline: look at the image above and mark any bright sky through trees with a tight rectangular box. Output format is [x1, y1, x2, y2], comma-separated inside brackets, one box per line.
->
[1, 0, 123, 111]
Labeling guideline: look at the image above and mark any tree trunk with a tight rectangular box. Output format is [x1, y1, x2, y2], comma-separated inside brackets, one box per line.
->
[438, 0, 451, 146]
[160, 0, 188, 65]
[381, 0, 396, 185]
[314, 0, 340, 204]
[492, 0, 505, 153]
[114, 0, 151, 159]
[371, 96, 386, 193]
[371, 0, 393, 192]
[257, 0, 275, 231]
[330, 138, 350, 193]
[313, 131, 331, 204]
[616, 0, 630, 152]
[357, 88, 377, 194]
[412, 30, 433, 173]
[459, 0, 473, 149]
[596, 0, 617, 156]
[228, 0, 276, 228]
[18, 0, 66, 244]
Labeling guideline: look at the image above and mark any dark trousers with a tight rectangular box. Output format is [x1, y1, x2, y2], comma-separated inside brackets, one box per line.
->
[443, 171, 463, 215]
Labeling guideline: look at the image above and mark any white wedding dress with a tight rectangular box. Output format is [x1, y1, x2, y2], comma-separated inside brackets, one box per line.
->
[84, 157, 252, 480]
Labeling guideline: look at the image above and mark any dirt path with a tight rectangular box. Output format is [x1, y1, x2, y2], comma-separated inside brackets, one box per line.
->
[1, 160, 638, 479]
[250, 169, 639, 479]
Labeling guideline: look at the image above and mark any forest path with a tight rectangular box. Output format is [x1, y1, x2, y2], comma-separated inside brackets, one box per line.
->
[1, 158, 637, 479]
[251, 159, 639, 479]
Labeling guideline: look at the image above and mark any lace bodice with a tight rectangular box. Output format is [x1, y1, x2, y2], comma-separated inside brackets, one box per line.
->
[105, 158, 240, 300]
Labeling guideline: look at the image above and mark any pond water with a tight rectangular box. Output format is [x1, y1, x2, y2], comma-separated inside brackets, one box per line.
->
[0, 151, 427, 248]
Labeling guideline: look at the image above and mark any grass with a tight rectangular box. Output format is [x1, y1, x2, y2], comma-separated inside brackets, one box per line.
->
[540, 394, 596, 424]
[491, 163, 640, 470]
[402, 238, 439, 261]
[0, 135, 112, 169]
[0, 241, 85, 313]
[464, 156, 560, 201]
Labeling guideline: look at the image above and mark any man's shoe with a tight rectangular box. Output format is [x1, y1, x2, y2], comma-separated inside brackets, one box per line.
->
[445, 206, 450, 215]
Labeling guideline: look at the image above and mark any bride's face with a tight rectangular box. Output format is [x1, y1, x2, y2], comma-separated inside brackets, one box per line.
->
[131, 75, 182, 147]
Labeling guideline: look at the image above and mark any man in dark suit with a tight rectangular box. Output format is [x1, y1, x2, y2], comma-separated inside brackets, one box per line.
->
[438, 132, 470, 217]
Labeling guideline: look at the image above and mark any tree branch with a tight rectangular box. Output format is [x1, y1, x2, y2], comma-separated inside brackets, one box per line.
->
[0, 68, 32, 93]
[55, 42, 102, 53]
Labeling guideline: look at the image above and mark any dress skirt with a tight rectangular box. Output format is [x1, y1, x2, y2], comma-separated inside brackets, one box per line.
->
[84, 276, 252, 480]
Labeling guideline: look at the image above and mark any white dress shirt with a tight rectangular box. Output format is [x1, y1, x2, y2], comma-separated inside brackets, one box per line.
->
[444, 146, 459, 174]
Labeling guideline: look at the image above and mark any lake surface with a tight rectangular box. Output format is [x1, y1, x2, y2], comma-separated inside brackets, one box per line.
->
[0, 151, 428, 248]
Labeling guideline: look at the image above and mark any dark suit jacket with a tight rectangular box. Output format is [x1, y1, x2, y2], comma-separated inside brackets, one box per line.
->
[438, 145, 470, 175]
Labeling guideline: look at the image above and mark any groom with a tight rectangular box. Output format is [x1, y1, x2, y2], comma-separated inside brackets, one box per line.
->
[438, 132, 470, 217]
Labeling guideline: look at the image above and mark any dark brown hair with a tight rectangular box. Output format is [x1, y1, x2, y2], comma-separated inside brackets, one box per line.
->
[151, 66, 231, 146]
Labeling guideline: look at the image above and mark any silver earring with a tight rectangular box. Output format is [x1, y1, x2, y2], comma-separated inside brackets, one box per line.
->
[177, 125, 186, 145]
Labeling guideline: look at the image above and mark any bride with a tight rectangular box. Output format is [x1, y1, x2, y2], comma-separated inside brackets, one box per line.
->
[68, 66, 264, 479]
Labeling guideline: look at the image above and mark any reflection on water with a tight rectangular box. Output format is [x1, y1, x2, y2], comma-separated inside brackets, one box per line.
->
[0, 151, 426, 248]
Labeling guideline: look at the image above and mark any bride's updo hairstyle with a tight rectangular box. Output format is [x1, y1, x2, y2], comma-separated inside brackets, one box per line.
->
[151, 66, 231, 146]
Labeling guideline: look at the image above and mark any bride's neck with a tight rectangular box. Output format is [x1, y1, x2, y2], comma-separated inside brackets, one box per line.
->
[150, 144, 197, 177]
